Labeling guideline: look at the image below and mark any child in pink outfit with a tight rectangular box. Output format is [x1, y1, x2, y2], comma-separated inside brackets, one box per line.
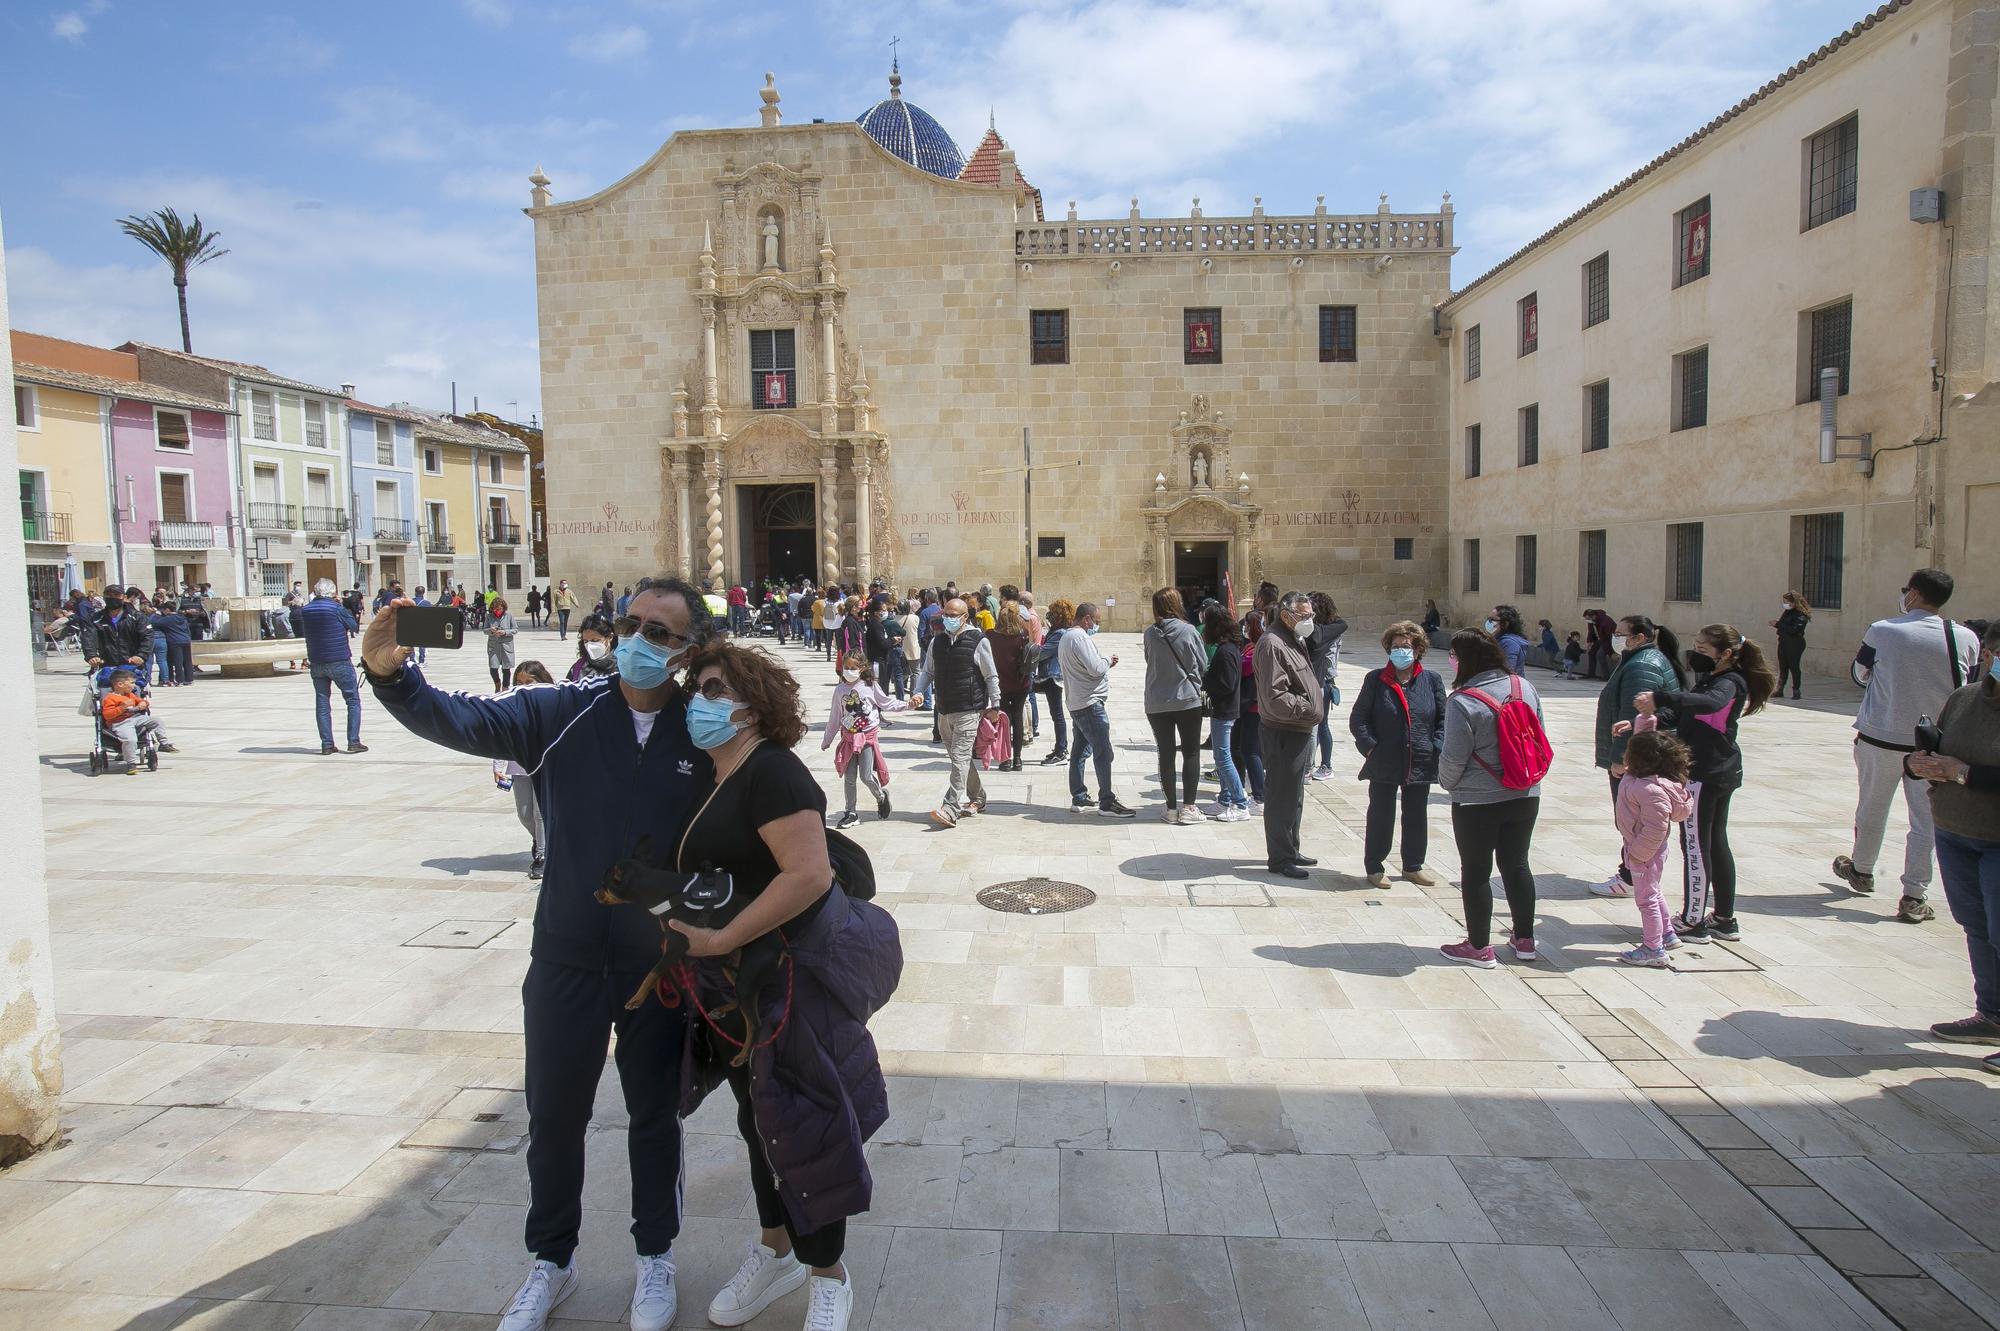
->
[1611, 714, 1694, 966]
[824, 652, 907, 829]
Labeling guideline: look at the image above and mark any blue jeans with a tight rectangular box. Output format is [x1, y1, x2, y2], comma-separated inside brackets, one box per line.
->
[1068, 701, 1114, 805]
[1211, 718, 1247, 807]
[311, 660, 363, 748]
[151, 645, 171, 686]
[1937, 828, 2000, 1017]
[884, 653, 908, 698]
[1315, 676, 1337, 768]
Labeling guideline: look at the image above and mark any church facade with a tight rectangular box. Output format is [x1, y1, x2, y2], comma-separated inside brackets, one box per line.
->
[529, 69, 1455, 624]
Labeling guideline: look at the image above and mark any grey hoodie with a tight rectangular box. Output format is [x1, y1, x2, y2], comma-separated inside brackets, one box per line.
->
[1142, 617, 1206, 713]
[1439, 669, 1547, 804]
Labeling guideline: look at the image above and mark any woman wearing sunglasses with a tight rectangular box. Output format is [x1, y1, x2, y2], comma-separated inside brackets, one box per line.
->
[665, 641, 901, 1331]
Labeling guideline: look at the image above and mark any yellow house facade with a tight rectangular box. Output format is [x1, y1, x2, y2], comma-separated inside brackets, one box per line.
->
[12, 377, 113, 605]
[415, 415, 529, 595]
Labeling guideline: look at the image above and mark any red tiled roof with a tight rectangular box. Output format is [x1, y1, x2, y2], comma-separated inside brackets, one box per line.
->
[958, 126, 1046, 220]
[1444, 0, 1914, 307]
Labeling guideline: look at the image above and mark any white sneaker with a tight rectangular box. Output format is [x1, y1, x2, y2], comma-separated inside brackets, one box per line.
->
[805, 1271, 854, 1331]
[1310, 766, 1334, 782]
[498, 1258, 577, 1331]
[1161, 805, 1180, 823]
[707, 1242, 808, 1327]
[1588, 873, 1630, 898]
[1224, 806, 1252, 823]
[629, 1252, 676, 1331]
[1178, 804, 1207, 825]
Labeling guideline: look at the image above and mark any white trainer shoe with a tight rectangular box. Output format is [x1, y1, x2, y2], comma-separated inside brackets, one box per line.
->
[629, 1252, 677, 1331]
[707, 1242, 808, 1327]
[804, 1270, 854, 1331]
[498, 1258, 577, 1331]
[1177, 804, 1207, 825]
[1588, 873, 1630, 898]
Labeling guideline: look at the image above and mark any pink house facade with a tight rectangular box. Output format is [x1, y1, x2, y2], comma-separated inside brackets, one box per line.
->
[107, 395, 237, 593]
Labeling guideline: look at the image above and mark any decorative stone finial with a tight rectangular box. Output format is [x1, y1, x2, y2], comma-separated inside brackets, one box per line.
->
[760, 73, 781, 127]
[1066, 200, 1078, 221]
[1441, 190, 1454, 214]
[1315, 194, 1327, 217]
[1238, 472, 1251, 496]
[1191, 196, 1202, 218]
[701, 220, 713, 256]
[1129, 197, 1141, 219]
[1154, 473, 1168, 495]
[1252, 195, 1264, 218]
[1378, 192, 1391, 214]
[888, 40, 903, 100]
[528, 166, 551, 208]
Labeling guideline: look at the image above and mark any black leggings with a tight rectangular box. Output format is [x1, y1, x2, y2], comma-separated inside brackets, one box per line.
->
[1450, 797, 1540, 948]
[1148, 706, 1203, 807]
[730, 1063, 845, 1268]
[1679, 781, 1738, 925]
[1610, 771, 1632, 885]
[1000, 689, 1028, 759]
[1777, 637, 1805, 696]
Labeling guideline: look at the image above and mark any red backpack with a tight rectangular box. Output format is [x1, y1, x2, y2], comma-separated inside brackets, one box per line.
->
[1460, 676, 1554, 790]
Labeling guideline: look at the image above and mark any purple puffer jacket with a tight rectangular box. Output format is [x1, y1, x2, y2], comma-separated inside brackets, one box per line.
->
[679, 883, 903, 1234]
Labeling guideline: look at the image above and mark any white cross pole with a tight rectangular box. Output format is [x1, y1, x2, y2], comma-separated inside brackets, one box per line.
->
[978, 427, 1080, 593]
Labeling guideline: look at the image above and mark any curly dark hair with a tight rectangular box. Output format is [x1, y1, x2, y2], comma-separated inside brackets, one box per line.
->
[684, 641, 806, 747]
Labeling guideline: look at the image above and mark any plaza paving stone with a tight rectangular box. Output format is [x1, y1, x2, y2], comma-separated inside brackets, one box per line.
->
[10, 624, 1999, 1329]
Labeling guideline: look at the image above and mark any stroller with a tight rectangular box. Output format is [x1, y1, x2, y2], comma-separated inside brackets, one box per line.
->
[753, 602, 780, 637]
[84, 668, 161, 775]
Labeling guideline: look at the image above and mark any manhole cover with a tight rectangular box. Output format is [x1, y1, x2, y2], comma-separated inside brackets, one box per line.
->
[977, 878, 1096, 915]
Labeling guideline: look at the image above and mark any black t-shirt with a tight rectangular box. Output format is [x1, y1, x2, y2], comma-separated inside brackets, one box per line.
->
[674, 742, 829, 925]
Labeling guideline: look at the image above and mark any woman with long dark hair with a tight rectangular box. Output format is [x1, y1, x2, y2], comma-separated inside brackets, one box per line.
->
[1633, 622, 1776, 945]
[1589, 615, 1685, 897]
[1200, 604, 1250, 821]
[567, 613, 618, 682]
[1487, 604, 1531, 676]
[1771, 590, 1811, 700]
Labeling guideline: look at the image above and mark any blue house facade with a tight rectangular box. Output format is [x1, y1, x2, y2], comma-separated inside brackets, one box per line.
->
[345, 400, 425, 593]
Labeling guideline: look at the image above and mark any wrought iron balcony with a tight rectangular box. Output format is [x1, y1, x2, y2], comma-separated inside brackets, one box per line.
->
[487, 521, 521, 545]
[23, 511, 72, 543]
[423, 528, 455, 555]
[373, 518, 414, 543]
[152, 520, 221, 549]
[247, 501, 297, 530]
[302, 505, 350, 533]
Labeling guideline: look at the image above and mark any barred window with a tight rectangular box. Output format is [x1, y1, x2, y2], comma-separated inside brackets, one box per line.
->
[303, 400, 326, 449]
[1516, 535, 1537, 596]
[1794, 511, 1844, 610]
[1184, 308, 1221, 364]
[1584, 380, 1610, 452]
[1673, 346, 1709, 431]
[1464, 538, 1481, 593]
[1517, 292, 1538, 356]
[374, 420, 395, 466]
[1804, 298, 1853, 402]
[1579, 529, 1606, 599]
[1582, 252, 1610, 328]
[1465, 423, 1482, 479]
[1668, 522, 1704, 602]
[749, 328, 796, 410]
[1804, 115, 1859, 230]
[1518, 403, 1539, 467]
[1675, 196, 1711, 287]
[250, 389, 275, 442]
[1393, 537, 1413, 561]
[1464, 324, 1481, 380]
[1030, 310, 1068, 365]
[1319, 305, 1357, 362]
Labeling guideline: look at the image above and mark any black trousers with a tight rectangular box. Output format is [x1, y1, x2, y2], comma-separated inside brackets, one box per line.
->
[1679, 780, 1739, 924]
[522, 957, 686, 1266]
[1148, 706, 1204, 807]
[169, 641, 194, 684]
[1777, 637, 1806, 695]
[1450, 797, 1540, 947]
[1000, 689, 1028, 759]
[1262, 725, 1315, 866]
[1364, 780, 1430, 875]
[730, 1062, 845, 1268]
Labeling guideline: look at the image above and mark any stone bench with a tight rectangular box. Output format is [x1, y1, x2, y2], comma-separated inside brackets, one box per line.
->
[189, 638, 308, 678]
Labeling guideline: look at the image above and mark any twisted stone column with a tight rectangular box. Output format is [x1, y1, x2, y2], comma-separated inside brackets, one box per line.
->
[820, 447, 840, 583]
[704, 453, 725, 587]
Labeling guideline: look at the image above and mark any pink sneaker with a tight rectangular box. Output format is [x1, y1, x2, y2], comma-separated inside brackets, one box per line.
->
[1439, 941, 1498, 969]
[1510, 937, 1537, 962]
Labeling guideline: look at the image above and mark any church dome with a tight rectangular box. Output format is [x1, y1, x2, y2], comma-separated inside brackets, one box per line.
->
[855, 64, 965, 179]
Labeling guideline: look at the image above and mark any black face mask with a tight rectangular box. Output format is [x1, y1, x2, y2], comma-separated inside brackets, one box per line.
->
[1687, 649, 1716, 674]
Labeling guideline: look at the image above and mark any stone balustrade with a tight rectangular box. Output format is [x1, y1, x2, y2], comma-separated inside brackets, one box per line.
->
[1014, 212, 1452, 259]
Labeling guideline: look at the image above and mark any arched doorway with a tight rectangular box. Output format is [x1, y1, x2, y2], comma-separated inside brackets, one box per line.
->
[738, 483, 817, 585]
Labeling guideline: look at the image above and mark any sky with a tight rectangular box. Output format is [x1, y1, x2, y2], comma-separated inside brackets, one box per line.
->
[0, 0, 1867, 423]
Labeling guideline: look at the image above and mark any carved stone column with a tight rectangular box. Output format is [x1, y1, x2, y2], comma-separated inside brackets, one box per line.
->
[818, 299, 838, 436]
[819, 445, 841, 583]
[700, 305, 721, 439]
[703, 449, 725, 587]
[671, 386, 689, 440]
[853, 446, 873, 585]
[673, 446, 695, 577]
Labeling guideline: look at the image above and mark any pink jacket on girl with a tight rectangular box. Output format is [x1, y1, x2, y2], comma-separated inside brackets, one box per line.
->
[1614, 716, 1693, 862]
[823, 678, 905, 785]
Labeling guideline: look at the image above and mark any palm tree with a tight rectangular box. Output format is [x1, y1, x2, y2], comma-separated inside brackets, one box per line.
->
[116, 208, 229, 353]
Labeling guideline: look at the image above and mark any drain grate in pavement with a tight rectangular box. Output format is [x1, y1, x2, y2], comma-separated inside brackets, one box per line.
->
[977, 878, 1096, 915]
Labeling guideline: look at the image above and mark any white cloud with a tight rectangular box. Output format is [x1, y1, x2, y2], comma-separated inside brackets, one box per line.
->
[51, 12, 88, 41]
[460, 0, 512, 24]
[566, 24, 649, 63]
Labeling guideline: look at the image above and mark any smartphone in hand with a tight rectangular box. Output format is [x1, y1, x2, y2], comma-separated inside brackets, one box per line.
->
[396, 605, 466, 649]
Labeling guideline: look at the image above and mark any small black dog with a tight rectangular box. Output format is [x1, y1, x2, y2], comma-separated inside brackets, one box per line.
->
[598, 846, 785, 1065]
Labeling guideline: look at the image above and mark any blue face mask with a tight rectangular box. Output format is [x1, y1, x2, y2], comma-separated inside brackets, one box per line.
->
[1085, 624, 1099, 635]
[687, 694, 743, 750]
[1388, 647, 1416, 669]
[1990, 657, 2000, 683]
[1483, 619, 1498, 634]
[614, 633, 682, 688]
[941, 616, 963, 634]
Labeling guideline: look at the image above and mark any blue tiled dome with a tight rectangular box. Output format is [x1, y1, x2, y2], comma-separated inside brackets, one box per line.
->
[856, 67, 964, 179]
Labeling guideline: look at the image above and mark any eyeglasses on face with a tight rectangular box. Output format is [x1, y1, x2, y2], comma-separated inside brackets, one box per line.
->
[695, 677, 737, 702]
[614, 616, 694, 649]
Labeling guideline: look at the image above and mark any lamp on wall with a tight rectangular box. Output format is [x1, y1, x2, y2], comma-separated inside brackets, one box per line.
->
[1816, 367, 1874, 477]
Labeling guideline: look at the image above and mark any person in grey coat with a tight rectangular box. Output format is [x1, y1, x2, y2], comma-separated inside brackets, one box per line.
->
[486, 597, 519, 690]
[1142, 588, 1209, 823]
[1438, 628, 1548, 968]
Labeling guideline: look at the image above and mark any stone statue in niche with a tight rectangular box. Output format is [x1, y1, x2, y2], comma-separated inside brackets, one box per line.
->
[1191, 451, 1209, 489]
[761, 214, 781, 270]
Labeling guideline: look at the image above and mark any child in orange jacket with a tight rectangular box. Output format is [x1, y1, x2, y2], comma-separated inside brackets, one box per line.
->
[101, 669, 174, 773]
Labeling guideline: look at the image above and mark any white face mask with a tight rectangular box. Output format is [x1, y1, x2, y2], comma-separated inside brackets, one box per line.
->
[841, 668, 861, 683]
[1292, 615, 1315, 641]
[583, 640, 610, 661]
[1611, 635, 1629, 654]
